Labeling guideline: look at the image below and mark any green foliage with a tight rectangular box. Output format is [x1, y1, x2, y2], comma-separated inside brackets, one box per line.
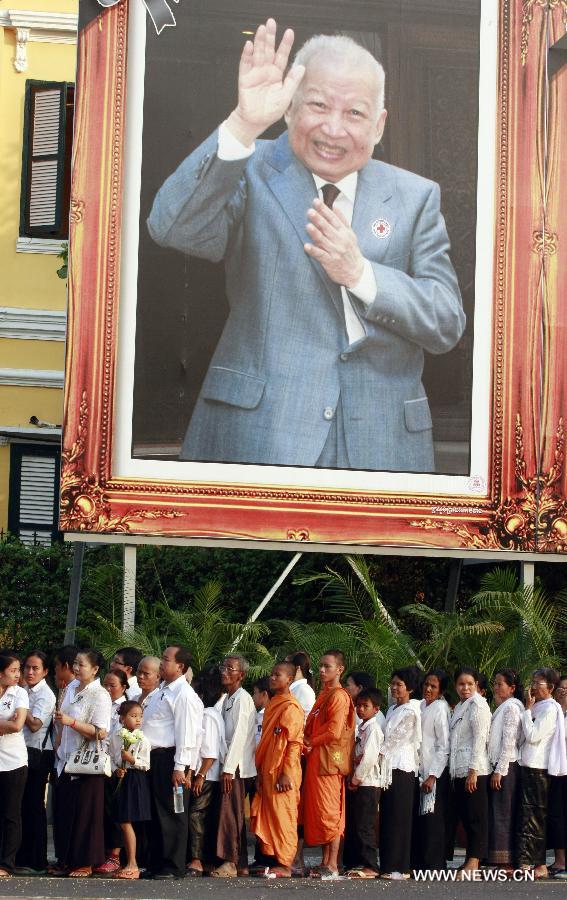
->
[56, 242, 68, 279]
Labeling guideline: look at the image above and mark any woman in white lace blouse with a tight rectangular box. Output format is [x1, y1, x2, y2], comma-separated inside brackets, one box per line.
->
[449, 666, 491, 878]
[378, 667, 422, 880]
[487, 669, 523, 869]
[415, 669, 450, 871]
[516, 668, 567, 877]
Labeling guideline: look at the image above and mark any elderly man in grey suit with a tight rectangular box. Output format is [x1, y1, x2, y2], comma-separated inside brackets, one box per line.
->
[148, 19, 465, 473]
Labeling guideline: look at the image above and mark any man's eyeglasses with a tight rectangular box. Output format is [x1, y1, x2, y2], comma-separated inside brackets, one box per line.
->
[220, 665, 240, 673]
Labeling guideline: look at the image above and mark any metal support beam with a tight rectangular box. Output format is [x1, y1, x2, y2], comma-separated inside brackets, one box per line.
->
[549, 32, 567, 79]
[122, 544, 137, 633]
[445, 559, 463, 612]
[231, 553, 303, 652]
[520, 562, 535, 589]
[64, 542, 84, 645]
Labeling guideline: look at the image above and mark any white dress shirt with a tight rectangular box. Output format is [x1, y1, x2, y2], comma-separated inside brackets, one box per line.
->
[23, 678, 56, 750]
[197, 707, 227, 782]
[354, 716, 383, 787]
[0, 684, 29, 771]
[217, 122, 377, 345]
[109, 730, 151, 772]
[382, 699, 422, 774]
[419, 697, 450, 780]
[57, 678, 111, 775]
[449, 694, 491, 778]
[255, 707, 265, 748]
[488, 698, 523, 776]
[126, 675, 140, 700]
[143, 675, 203, 772]
[221, 686, 257, 779]
[520, 699, 560, 770]
[109, 694, 127, 735]
[290, 679, 316, 721]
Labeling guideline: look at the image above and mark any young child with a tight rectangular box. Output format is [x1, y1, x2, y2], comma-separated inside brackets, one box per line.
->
[108, 700, 151, 879]
[252, 677, 271, 747]
[343, 688, 384, 878]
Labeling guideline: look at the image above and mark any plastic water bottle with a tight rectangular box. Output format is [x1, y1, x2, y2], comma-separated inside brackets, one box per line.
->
[173, 785, 184, 814]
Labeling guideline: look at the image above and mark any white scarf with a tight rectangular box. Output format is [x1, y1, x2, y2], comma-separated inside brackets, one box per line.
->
[536, 699, 567, 776]
[488, 697, 524, 768]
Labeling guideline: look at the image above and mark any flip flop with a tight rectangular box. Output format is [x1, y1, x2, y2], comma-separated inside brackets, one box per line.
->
[185, 868, 203, 877]
[210, 862, 237, 878]
[67, 867, 93, 877]
[309, 865, 339, 879]
[0, 870, 11, 878]
[346, 869, 378, 879]
[264, 867, 292, 878]
[114, 868, 140, 879]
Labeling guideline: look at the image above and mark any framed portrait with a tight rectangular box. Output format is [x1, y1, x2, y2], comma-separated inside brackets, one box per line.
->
[61, 0, 567, 554]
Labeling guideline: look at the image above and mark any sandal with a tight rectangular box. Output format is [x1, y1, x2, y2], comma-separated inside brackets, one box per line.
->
[0, 869, 11, 878]
[93, 855, 121, 876]
[346, 868, 377, 879]
[114, 868, 140, 879]
[309, 865, 339, 880]
[185, 867, 203, 877]
[210, 862, 237, 878]
[47, 864, 69, 876]
[264, 866, 292, 878]
[67, 867, 93, 877]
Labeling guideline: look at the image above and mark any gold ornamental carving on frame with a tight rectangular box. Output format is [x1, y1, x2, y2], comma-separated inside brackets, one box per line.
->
[60, 391, 182, 533]
[521, 0, 567, 65]
[411, 416, 567, 552]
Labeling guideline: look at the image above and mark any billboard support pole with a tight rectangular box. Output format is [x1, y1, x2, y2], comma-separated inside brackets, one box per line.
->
[65, 542, 85, 645]
[230, 552, 303, 652]
[122, 544, 137, 633]
[520, 562, 535, 589]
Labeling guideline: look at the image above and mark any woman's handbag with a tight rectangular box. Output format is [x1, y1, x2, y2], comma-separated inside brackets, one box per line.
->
[65, 728, 111, 777]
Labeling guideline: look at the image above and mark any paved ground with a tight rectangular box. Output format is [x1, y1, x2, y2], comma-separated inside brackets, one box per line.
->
[0, 875, 565, 900]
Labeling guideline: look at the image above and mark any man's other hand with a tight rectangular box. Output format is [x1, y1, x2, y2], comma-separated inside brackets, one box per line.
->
[226, 18, 305, 147]
[305, 199, 365, 288]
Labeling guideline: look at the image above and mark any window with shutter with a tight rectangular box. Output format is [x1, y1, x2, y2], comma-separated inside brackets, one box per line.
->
[8, 444, 61, 545]
[19, 80, 75, 239]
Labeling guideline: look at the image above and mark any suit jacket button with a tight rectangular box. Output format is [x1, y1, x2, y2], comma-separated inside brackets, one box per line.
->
[323, 407, 334, 420]
[340, 352, 348, 361]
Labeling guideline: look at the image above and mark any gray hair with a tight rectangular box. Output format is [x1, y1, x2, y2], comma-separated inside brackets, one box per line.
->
[224, 654, 250, 675]
[138, 655, 160, 670]
[291, 34, 385, 113]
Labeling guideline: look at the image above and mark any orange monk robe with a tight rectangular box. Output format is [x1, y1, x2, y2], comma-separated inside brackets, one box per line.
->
[300, 686, 355, 846]
[250, 693, 304, 867]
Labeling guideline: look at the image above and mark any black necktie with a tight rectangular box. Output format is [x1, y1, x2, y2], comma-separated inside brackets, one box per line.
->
[321, 183, 340, 209]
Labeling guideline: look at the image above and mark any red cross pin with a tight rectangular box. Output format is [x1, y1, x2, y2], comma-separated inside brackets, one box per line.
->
[372, 218, 391, 239]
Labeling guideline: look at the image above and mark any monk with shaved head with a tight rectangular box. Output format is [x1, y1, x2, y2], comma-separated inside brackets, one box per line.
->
[250, 662, 304, 877]
[300, 650, 355, 878]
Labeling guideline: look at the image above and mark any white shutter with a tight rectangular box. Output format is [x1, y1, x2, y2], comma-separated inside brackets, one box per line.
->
[19, 454, 56, 527]
[28, 88, 63, 228]
[19, 529, 53, 547]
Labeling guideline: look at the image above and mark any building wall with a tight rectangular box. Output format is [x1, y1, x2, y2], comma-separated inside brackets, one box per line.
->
[0, 0, 77, 534]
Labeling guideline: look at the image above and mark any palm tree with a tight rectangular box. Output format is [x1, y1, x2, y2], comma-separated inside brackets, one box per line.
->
[286, 555, 419, 688]
[469, 567, 567, 682]
[90, 580, 274, 676]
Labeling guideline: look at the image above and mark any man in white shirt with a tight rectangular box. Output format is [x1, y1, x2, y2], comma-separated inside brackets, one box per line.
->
[211, 655, 256, 878]
[147, 19, 464, 473]
[110, 646, 143, 700]
[143, 645, 203, 879]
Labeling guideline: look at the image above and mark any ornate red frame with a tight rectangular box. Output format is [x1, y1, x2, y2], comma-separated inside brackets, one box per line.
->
[61, 0, 567, 553]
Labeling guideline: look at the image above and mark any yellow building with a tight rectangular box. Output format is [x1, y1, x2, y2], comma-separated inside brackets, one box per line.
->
[0, 0, 77, 543]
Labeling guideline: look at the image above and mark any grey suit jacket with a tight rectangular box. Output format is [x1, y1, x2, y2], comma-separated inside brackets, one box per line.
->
[147, 130, 465, 472]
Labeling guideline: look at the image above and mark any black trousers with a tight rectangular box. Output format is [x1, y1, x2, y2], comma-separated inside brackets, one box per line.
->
[56, 772, 105, 869]
[516, 767, 549, 868]
[149, 748, 188, 877]
[379, 770, 417, 875]
[187, 780, 219, 863]
[343, 785, 380, 872]
[0, 765, 27, 872]
[547, 775, 567, 850]
[15, 752, 53, 870]
[415, 768, 450, 871]
[452, 774, 489, 860]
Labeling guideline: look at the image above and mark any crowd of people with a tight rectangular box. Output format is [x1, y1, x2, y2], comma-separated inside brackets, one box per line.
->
[0, 643, 566, 880]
